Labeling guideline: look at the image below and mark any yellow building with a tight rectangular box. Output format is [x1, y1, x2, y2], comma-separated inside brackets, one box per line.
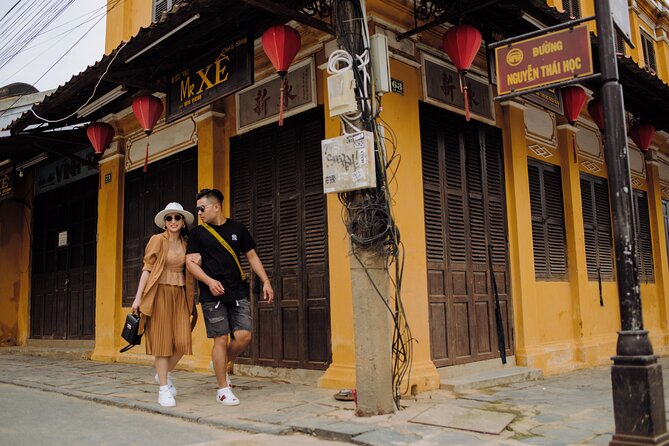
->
[2, 0, 669, 394]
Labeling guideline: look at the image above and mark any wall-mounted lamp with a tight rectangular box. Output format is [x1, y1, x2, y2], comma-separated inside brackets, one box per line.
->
[76, 86, 127, 118]
[125, 13, 200, 64]
[15, 152, 49, 173]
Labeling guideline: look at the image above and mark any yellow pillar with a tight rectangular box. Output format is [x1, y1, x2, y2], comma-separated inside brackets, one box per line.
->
[91, 140, 126, 361]
[183, 105, 229, 370]
[645, 150, 669, 350]
[556, 123, 598, 363]
[500, 101, 541, 367]
[318, 66, 356, 389]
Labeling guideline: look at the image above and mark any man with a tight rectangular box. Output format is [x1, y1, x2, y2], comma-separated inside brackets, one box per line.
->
[186, 188, 274, 406]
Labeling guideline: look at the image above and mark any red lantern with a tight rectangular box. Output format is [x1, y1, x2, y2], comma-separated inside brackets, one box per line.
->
[629, 122, 655, 153]
[587, 97, 605, 131]
[86, 122, 115, 156]
[132, 95, 163, 172]
[561, 86, 586, 126]
[442, 24, 482, 122]
[262, 25, 301, 126]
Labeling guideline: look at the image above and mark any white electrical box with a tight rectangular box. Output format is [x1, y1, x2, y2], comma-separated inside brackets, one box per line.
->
[370, 34, 391, 94]
[322, 131, 376, 193]
[327, 70, 358, 117]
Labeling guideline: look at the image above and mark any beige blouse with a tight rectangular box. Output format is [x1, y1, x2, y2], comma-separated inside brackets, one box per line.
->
[158, 241, 186, 286]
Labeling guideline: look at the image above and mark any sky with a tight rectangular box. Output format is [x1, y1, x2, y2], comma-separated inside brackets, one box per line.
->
[0, 0, 107, 93]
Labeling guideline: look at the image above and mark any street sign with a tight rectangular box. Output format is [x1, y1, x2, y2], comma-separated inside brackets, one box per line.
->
[611, 0, 633, 46]
[495, 25, 593, 96]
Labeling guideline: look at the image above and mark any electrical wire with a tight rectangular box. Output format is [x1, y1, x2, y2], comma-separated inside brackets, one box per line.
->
[0, 0, 124, 123]
[330, 0, 413, 409]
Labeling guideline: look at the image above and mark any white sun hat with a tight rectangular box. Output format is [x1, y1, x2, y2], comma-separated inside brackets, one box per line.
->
[154, 202, 194, 228]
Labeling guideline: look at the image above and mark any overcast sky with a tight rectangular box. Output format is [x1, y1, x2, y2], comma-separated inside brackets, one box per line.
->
[0, 0, 107, 93]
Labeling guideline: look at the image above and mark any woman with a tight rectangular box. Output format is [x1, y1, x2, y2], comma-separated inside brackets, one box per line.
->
[132, 202, 196, 407]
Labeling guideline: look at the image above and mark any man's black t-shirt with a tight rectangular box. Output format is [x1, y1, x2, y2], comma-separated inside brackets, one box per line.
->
[186, 219, 256, 303]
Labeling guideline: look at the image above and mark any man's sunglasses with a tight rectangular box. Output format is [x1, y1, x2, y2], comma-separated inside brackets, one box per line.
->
[164, 215, 183, 222]
[196, 204, 212, 213]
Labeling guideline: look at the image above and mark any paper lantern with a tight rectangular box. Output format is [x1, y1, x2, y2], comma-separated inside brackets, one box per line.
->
[86, 122, 115, 156]
[561, 86, 586, 126]
[587, 97, 605, 131]
[442, 24, 482, 121]
[629, 122, 655, 153]
[262, 25, 301, 126]
[132, 95, 163, 172]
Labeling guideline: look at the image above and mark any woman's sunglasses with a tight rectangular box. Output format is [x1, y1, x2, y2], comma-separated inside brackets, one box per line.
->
[164, 214, 183, 222]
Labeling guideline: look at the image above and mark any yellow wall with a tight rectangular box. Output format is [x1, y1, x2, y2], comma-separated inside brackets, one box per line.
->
[90, 0, 669, 383]
[105, 0, 152, 53]
[0, 172, 33, 346]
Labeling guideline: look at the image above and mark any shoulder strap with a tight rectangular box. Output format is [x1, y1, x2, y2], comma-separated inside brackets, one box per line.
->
[201, 222, 246, 281]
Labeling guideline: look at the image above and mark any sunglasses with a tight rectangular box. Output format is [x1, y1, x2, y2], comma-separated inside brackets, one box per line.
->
[164, 214, 183, 222]
[196, 204, 213, 213]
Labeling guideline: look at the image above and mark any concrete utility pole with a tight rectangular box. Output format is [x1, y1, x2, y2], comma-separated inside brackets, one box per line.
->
[334, 0, 395, 416]
[593, 1, 669, 445]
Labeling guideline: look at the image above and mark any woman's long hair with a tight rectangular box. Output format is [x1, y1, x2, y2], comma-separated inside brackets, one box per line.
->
[180, 223, 190, 241]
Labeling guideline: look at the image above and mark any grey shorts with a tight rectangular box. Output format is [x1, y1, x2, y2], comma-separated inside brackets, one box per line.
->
[201, 298, 252, 338]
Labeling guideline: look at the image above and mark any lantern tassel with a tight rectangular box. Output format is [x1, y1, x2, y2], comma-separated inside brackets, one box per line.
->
[460, 73, 471, 122]
[143, 141, 149, 173]
[279, 76, 286, 126]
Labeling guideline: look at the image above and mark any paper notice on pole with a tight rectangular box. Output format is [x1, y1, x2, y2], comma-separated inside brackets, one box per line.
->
[321, 131, 376, 193]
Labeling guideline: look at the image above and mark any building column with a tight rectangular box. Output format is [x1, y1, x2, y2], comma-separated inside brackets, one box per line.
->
[556, 123, 599, 363]
[645, 150, 669, 349]
[91, 139, 126, 361]
[186, 105, 228, 370]
[319, 64, 356, 388]
[500, 100, 542, 367]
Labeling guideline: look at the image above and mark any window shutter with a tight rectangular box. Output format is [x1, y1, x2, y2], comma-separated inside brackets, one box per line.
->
[152, 0, 183, 22]
[421, 113, 445, 263]
[528, 159, 568, 279]
[562, 0, 581, 18]
[615, 30, 626, 55]
[633, 190, 654, 282]
[662, 200, 669, 253]
[580, 174, 613, 280]
[641, 32, 657, 73]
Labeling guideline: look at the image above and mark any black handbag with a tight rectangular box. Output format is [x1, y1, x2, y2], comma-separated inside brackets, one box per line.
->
[120, 312, 143, 353]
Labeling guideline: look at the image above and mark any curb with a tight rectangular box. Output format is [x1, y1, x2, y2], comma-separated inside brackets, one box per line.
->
[0, 378, 292, 437]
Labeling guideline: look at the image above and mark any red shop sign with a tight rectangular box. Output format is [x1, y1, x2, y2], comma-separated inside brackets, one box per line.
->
[495, 25, 593, 95]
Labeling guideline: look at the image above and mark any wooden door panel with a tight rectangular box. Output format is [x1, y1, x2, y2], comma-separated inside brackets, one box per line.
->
[421, 102, 513, 366]
[122, 148, 197, 307]
[231, 108, 331, 370]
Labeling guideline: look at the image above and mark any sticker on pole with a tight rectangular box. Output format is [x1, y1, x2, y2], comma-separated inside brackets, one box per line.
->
[321, 131, 376, 193]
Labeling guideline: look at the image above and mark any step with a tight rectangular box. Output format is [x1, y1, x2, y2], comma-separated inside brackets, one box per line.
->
[0, 341, 94, 360]
[440, 366, 543, 392]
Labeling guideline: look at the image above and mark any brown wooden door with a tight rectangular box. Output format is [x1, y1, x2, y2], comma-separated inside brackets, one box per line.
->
[420, 102, 513, 366]
[662, 200, 669, 268]
[31, 175, 97, 339]
[230, 107, 331, 370]
[122, 148, 198, 306]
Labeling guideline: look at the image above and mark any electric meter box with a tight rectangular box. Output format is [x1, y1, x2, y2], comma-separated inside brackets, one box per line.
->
[327, 69, 358, 117]
[321, 131, 376, 193]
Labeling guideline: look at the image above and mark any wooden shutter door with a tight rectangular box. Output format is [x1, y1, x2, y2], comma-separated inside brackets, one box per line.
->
[122, 148, 198, 307]
[231, 107, 330, 369]
[420, 102, 512, 366]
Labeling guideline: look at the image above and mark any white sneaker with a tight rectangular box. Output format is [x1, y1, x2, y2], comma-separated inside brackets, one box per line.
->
[155, 372, 177, 397]
[158, 386, 176, 407]
[216, 387, 240, 406]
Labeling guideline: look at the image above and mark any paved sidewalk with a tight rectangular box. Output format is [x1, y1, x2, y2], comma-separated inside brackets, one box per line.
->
[1, 350, 668, 445]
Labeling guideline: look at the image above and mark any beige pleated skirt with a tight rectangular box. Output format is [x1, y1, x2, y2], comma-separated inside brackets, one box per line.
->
[145, 284, 192, 357]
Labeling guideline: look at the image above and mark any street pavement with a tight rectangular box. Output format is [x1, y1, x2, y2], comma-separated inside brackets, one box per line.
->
[0, 383, 351, 446]
[1, 350, 668, 445]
